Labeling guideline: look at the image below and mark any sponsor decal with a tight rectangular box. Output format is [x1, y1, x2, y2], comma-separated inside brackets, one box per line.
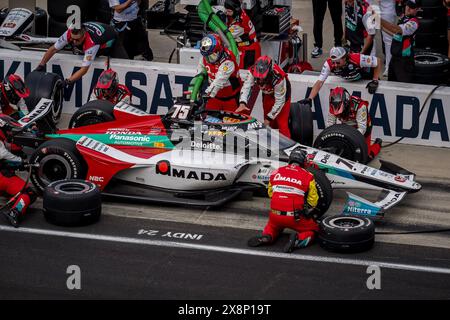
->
[89, 176, 104, 183]
[273, 173, 302, 185]
[153, 142, 165, 148]
[247, 120, 263, 130]
[222, 117, 240, 124]
[106, 129, 143, 135]
[382, 192, 402, 208]
[207, 130, 226, 137]
[190, 141, 221, 150]
[394, 175, 407, 183]
[320, 154, 331, 164]
[155, 160, 227, 181]
[109, 134, 151, 142]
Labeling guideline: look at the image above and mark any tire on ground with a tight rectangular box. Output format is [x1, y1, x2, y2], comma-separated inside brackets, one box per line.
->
[69, 100, 115, 128]
[414, 51, 450, 74]
[25, 71, 64, 127]
[289, 99, 314, 146]
[306, 167, 333, 219]
[313, 124, 369, 164]
[43, 179, 101, 227]
[318, 215, 375, 253]
[30, 138, 87, 193]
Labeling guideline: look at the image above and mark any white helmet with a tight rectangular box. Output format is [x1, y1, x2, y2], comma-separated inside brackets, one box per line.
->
[330, 47, 347, 61]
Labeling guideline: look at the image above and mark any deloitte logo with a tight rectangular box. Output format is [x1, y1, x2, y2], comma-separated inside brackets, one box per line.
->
[190, 141, 221, 150]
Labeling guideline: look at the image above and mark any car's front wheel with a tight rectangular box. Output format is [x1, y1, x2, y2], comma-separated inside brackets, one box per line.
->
[30, 138, 87, 193]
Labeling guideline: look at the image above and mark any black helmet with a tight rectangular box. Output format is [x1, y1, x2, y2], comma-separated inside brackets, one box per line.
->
[224, 0, 242, 17]
[289, 148, 307, 167]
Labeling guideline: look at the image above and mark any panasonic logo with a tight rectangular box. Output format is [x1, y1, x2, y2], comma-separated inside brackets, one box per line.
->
[109, 134, 151, 142]
[273, 173, 302, 185]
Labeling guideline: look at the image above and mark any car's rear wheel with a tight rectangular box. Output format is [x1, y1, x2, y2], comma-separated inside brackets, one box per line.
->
[69, 100, 115, 128]
[289, 99, 314, 146]
[30, 138, 87, 193]
[306, 167, 333, 219]
[314, 124, 369, 164]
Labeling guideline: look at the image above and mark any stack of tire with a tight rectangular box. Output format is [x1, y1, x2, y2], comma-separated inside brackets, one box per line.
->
[415, 0, 448, 54]
[47, 0, 98, 37]
[413, 0, 450, 85]
[0, 7, 48, 37]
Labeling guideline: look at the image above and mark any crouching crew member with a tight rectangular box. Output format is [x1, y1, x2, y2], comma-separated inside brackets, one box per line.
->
[328, 86, 382, 160]
[0, 117, 36, 227]
[248, 149, 319, 253]
[90, 69, 132, 104]
[0, 74, 30, 118]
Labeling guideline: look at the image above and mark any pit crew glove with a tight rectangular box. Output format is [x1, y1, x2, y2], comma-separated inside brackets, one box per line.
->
[366, 80, 379, 94]
[64, 79, 73, 87]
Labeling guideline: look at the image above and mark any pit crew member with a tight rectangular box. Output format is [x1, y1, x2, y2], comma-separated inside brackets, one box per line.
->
[89, 69, 132, 104]
[197, 34, 242, 112]
[0, 117, 37, 228]
[344, 0, 376, 54]
[328, 86, 382, 160]
[0, 74, 30, 119]
[308, 46, 382, 101]
[381, 0, 420, 83]
[239, 56, 292, 138]
[247, 149, 319, 253]
[36, 22, 128, 85]
[224, 0, 261, 69]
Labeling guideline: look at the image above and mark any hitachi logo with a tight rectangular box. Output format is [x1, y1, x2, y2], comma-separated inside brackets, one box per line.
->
[273, 173, 302, 185]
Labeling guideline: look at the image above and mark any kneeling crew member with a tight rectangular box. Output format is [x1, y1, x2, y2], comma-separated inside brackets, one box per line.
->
[248, 149, 319, 253]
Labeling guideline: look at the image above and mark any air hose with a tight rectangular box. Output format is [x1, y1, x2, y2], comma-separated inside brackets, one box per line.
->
[382, 85, 442, 148]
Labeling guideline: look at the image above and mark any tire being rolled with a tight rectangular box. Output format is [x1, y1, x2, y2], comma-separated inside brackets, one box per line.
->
[318, 215, 375, 253]
[289, 99, 314, 146]
[314, 124, 369, 164]
[69, 100, 115, 128]
[43, 179, 101, 227]
[25, 71, 64, 128]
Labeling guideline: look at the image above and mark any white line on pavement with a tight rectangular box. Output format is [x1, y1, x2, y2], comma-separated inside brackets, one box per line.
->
[2, 225, 450, 275]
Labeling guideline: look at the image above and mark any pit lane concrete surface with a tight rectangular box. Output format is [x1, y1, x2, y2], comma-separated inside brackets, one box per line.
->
[1, 139, 450, 299]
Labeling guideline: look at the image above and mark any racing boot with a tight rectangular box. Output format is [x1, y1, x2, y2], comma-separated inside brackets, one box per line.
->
[368, 138, 383, 161]
[3, 207, 20, 228]
[283, 232, 314, 253]
[247, 235, 272, 247]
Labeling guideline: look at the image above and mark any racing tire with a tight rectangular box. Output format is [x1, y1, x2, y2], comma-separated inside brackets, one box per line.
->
[415, 33, 448, 54]
[318, 215, 375, 253]
[43, 179, 101, 227]
[69, 100, 115, 128]
[314, 124, 369, 164]
[34, 7, 48, 37]
[25, 71, 64, 128]
[420, 0, 446, 7]
[30, 138, 87, 193]
[289, 99, 314, 146]
[417, 17, 447, 34]
[414, 51, 450, 74]
[306, 167, 333, 219]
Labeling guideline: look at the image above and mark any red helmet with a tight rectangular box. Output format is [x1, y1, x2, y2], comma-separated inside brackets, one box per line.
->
[329, 87, 350, 116]
[251, 56, 273, 86]
[94, 69, 119, 100]
[2, 74, 30, 105]
[200, 34, 224, 64]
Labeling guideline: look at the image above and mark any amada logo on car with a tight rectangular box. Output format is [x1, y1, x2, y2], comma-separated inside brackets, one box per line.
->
[156, 160, 226, 181]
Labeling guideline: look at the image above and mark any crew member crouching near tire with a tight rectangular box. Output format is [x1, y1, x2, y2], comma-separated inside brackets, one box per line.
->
[239, 56, 292, 138]
[224, 0, 261, 69]
[328, 87, 382, 160]
[248, 149, 319, 253]
[0, 117, 36, 228]
[89, 68, 132, 104]
[0, 74, 30, 119]
[197, 34, 242, 112]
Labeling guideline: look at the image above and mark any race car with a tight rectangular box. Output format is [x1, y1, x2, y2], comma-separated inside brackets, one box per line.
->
[10, 97, 421, 220]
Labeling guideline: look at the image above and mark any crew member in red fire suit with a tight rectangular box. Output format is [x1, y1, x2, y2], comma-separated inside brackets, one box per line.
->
[0, 116, 36, 228]
[0, 74, 30, 119]
[328, 86, 382, 160]
[197, 34, 242, 112]
[248, 149, 320, 253]
[224, 0, 261, 69]
[89, 68, 132, 104]
[239, 56, 292, 138]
